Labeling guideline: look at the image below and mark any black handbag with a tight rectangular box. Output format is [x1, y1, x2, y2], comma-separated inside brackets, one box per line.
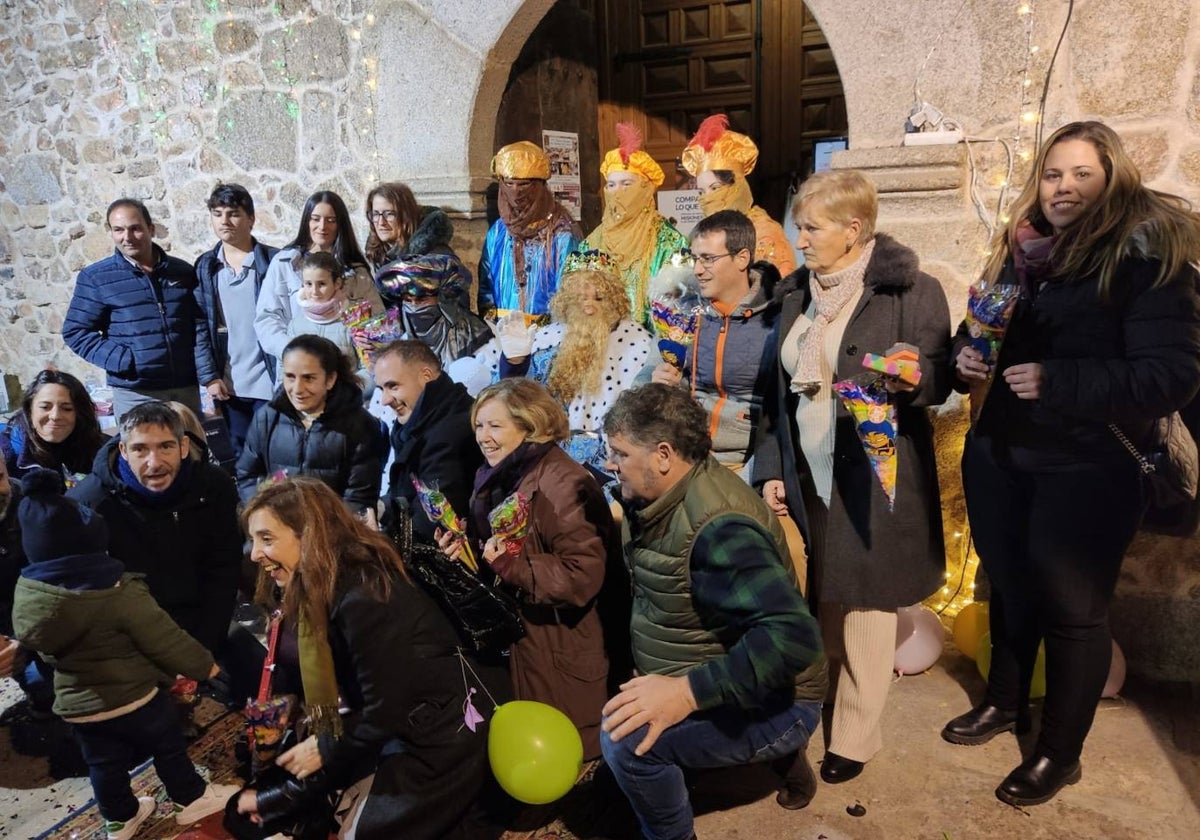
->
[384, 496, 526, 653]
[1110, 412, 1200, 536]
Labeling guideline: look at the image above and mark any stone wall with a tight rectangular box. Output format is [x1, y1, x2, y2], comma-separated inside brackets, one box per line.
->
[0, 0, 548, 389]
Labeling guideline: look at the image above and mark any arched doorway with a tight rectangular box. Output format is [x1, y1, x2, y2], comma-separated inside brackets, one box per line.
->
[593, 0, 848, 220]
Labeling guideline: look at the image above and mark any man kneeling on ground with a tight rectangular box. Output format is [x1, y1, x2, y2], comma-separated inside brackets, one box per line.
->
[600, 383, 827, 840]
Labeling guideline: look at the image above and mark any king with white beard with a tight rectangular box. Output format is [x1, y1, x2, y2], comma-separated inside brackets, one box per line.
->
[450, 251, 654, 483]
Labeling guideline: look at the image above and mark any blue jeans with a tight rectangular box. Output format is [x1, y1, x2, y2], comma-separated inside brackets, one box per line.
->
[72, 690, 205, 821]
[601, 694, 821, 840]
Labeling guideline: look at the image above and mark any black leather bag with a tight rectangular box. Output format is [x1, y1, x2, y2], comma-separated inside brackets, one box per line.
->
[224, 731, 335, 840]
[384, 496, 526, 653]
[1111, 412, 1200, 536]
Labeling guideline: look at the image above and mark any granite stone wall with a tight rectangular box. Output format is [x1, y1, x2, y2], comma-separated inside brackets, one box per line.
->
[0, 0, 547, 391]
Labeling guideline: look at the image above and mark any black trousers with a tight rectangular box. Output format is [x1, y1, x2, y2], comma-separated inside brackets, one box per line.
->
[962, 432, 1142, 764]
[72, 690, 205, 821]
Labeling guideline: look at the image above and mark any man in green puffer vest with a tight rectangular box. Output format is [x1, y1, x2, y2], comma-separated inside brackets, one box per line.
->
[600, 383, 828, 840]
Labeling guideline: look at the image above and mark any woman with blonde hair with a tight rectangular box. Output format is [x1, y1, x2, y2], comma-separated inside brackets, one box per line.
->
[439, 378, 626, 759]
[755, 168, 952, 785]
[944, 120, 1200, 806]
[235, 477, 509, 838]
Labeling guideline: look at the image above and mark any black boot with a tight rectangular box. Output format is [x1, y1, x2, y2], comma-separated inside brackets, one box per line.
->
[996, 753, 1081, 806]
[773, 748, 817, 809]
[819, 751, 864, 784]
[941, 703, 1020, 745]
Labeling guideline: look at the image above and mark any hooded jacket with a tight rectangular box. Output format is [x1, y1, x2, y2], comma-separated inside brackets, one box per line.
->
[68, 437, 243, 653]
[13, 562, 213, 719]
[236, 379, 385, 511]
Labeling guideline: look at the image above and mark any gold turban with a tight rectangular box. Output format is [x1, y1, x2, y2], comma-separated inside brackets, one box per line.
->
[680, 114, 759, 178]
[600, 122, 665, 187]
[491, 141, 550, 180]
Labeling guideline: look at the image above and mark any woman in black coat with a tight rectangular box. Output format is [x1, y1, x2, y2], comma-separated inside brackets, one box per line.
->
[236, 477, 510, 839]
[237, 334, 384, 514]
[754, 170, 951, 784]
[944, 121, 1200, 807]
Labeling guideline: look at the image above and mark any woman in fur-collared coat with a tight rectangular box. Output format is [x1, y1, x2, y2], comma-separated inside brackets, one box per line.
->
[754, 169, 952, 785]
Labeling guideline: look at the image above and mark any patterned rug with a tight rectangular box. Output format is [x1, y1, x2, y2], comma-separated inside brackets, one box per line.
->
[33, 705, 638, 840]
[34, 699, 244, 840]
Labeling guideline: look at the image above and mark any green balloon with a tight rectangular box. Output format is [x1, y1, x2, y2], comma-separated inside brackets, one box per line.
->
[487, 701, 583, 804]
[975, 632, 1047, 699]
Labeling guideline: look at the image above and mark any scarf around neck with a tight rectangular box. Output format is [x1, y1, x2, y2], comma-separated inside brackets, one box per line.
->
[298, 289, 348, 323]
[1012, 220, 1058, 299]
[791, 238, 875, 395]
[117, 453, 194, 509]
[297, 609, 342, 739]
[469, 440, 556, 545]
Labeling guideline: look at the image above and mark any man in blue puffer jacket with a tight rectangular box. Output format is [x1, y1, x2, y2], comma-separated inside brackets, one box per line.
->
[63, 198, 204, 420]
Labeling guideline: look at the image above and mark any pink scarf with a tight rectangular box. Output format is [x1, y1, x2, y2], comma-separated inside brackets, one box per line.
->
[298, 290, 347, 324]
[1011, 221, 1057, 298]
[791, 239, 874, 395]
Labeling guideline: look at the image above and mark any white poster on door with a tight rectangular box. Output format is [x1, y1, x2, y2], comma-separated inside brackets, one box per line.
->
[542, 129, 582, 221]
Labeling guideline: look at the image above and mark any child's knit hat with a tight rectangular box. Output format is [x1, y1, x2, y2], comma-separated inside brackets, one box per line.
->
[19, 468, 109, 562]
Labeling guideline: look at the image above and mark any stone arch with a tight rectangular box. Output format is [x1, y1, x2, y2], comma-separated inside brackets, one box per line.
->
[364, 0, 555, 213]
[463, 0, 558, 209]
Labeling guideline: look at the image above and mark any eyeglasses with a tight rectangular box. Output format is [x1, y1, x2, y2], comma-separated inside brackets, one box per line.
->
[369, 210, 398, 222]
[692, 252, 736, 267]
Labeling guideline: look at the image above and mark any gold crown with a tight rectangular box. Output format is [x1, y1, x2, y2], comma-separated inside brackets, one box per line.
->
[563, 249, 620, 277]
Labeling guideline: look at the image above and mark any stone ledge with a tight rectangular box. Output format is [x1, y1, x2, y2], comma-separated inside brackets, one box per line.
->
[831, 143, 967, 194]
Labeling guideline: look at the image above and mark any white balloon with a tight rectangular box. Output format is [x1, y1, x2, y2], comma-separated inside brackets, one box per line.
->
[894, 604, 946, 675]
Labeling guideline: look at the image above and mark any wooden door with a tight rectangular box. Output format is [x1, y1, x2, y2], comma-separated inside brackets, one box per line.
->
[595, 0, 846, 218]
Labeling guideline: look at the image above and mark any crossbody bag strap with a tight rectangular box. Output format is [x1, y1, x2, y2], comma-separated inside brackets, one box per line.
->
[256, 610, 284, 703]
[1108, 423, 1156, 475]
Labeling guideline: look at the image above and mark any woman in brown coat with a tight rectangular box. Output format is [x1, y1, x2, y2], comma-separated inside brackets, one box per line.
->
[440, 378, 626, 758]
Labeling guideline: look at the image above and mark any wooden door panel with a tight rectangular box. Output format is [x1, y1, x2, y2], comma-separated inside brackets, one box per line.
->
[596, 0, 846, 211]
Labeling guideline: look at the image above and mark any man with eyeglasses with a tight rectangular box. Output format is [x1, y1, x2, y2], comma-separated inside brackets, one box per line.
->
[647, 209, 782, 476]
[193, 183, 279, 455]
[477, 141, 582, 319]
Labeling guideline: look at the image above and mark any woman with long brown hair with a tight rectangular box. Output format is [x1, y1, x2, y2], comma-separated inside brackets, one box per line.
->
[363, 182, 465, 271]
[0, 369, 105, 481]
[235, 477, 509, 838]
[944, 120, 1200, 806]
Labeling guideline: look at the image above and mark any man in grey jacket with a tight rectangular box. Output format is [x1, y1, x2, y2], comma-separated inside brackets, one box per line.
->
[647, 210, 780, 474]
